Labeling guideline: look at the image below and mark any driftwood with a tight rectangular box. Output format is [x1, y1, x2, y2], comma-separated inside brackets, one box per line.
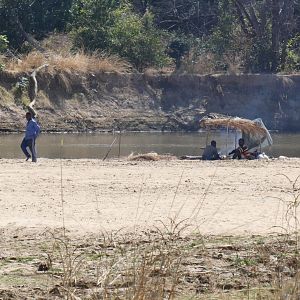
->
[12, 10, 48, 117]
[128, 152, 176, 161]
[27, 64, 48, 117]
[179, 155, 202, 160]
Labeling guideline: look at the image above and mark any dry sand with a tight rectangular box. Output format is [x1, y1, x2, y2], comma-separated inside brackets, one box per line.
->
[1, 158, 300, 236]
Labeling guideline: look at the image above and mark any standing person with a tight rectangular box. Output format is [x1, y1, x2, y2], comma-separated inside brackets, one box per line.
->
[202, 140, 221, 160]
[21, 112, 40, 162]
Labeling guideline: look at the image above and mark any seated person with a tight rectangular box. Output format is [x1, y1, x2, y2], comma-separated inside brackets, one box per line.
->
[229, 138, 254, 159]
[202, 140, 221, 160]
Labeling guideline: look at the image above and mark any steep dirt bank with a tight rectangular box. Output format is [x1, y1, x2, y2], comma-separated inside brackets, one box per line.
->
[0, 71, 299, 132]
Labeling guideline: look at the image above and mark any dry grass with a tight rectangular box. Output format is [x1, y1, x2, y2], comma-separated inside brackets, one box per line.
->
[5, 51, 131, 74]
[144, 67, 174, 77]
[128, 152, 177, 161]
[223, 52, 244, 75]
[3, 227, 300, 299]
[41, 33, 73, 55]
[44, 219, 188, 300]
[179, 52, 216, 75]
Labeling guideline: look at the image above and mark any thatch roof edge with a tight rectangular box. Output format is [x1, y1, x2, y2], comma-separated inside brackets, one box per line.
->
[199, 117, 267, 136]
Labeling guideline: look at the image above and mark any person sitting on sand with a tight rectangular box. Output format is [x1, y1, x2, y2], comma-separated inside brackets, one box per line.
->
[229, 138, 254, 160]
[202, 140, 221, 160]
[20, 112, 40, 162]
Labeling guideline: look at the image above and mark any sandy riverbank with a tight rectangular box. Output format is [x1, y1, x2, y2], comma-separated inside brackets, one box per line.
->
[0, 158, 299, 235]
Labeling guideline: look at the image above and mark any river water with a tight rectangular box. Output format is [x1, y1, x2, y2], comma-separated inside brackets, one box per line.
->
[0, 132, 299, 159]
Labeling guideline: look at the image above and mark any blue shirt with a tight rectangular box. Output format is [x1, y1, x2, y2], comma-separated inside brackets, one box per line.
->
[25, 118, 40, 140]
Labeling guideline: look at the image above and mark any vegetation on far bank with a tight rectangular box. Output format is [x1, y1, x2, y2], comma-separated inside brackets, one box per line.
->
[0, 0, 300, 74]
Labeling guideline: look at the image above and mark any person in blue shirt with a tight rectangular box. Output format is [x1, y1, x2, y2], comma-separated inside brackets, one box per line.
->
[21, 112, 40, 162]
[202, 140, 221, 160]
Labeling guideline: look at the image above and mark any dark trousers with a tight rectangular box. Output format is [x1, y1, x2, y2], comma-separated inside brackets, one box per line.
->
[21, 138, 37, 162]
[232, 149, 242, 159]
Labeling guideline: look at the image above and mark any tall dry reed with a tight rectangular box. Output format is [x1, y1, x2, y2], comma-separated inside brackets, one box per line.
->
[6, 51, 130, 74]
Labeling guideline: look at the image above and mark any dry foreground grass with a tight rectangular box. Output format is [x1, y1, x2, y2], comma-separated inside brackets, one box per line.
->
[1, 158, 300, 299]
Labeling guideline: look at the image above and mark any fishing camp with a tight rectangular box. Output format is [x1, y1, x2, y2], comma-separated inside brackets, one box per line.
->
[199, 115, 273, 160]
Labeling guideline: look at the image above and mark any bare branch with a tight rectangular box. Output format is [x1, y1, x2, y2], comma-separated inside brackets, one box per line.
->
[249, 5, 261, 34]
[233, 0, 261, 36]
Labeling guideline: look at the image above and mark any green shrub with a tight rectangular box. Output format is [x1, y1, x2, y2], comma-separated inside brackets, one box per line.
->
[70, 1, 170, 71]
[109, 5, 170, 71]
[0, 35, 8, 53]
[284, 35, 300, 72]
[69, 0, 117, 51]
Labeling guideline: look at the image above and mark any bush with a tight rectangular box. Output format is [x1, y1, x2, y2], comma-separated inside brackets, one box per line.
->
[0, 35, 8, 53]
[70, 1, 170, 71]
[168, 33, 192, 69]
[69, 0, 119, 51]
[0, 35, 8, 71]
[284, 35, 300, 72]
[109, 6, 170, 71]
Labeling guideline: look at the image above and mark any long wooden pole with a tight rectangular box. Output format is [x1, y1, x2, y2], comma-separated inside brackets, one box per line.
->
[118, 130, 122, 160]
[235, 130, 237, 149]
[226, 124, 229, 155]
[205, 129, 210, 146]
[103, 137, 117, 161]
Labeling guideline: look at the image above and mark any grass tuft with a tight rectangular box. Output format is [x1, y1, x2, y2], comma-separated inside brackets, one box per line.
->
[5, 51, 131, 74]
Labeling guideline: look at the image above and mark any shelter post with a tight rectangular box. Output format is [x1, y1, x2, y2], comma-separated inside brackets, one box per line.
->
[118, 130, 122, 160]
[235, 130, 237, 149]
[226, 123, 229, 155]
[205, 129, 210, 146]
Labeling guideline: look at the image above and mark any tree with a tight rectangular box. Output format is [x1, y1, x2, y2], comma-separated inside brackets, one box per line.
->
[133, 0, 219, 38]
[70, 0, 119, 51]
[0, 0, 72, 50]
[70, 1, 170, 70]
[284, 35, 300, 71]
[232, 0, 296, 72]
[109, 5, 170, 70]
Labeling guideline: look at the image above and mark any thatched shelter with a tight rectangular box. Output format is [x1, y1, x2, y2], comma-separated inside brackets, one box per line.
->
[199, 116, 273, 151]
[200, 117, 267, 136]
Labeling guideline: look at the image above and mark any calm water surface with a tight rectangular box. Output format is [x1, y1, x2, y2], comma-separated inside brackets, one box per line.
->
[0, 132, 299, 159]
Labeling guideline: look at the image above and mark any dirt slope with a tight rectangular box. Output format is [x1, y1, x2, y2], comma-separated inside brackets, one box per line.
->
[0, 71, 299, 132]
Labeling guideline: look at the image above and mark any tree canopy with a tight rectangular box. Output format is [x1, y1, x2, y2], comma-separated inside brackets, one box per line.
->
[0, 0, 299, 73]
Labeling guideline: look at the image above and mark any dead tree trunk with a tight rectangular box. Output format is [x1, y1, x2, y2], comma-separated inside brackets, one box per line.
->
[12, 9, 45, 53]
[271, 0, 280, 72]
[27, 64, 48, 117]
